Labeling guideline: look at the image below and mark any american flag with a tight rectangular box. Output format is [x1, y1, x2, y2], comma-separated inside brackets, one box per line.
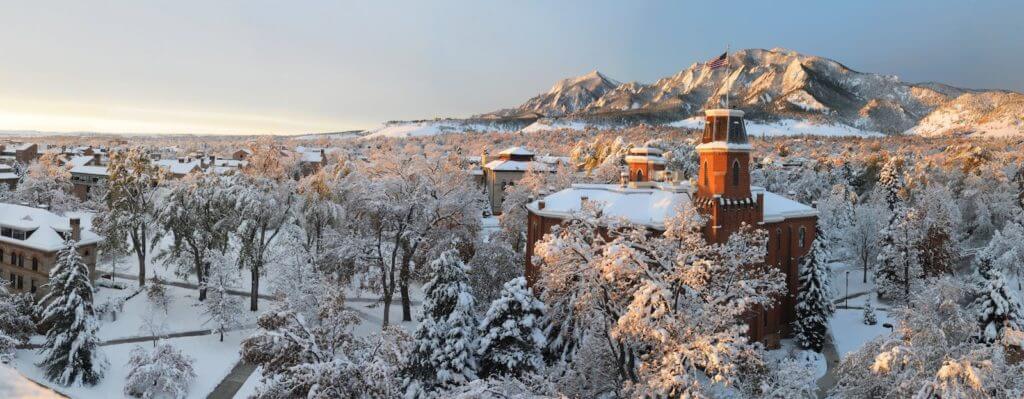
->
[705, 52, 728, 70]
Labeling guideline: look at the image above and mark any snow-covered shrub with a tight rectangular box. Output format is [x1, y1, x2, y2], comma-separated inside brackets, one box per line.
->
[477, 277, 546, 378]
[145, 278, 172, 313]
[863, 299, 878, 325]
[123, 342, 196, 399]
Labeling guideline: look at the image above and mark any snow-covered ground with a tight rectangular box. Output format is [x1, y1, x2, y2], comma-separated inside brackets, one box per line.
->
[12, 330, 249, 399]
[668, 117, 884, 137]
[363, 120, 510, 139]
[520, 119, 590, 133]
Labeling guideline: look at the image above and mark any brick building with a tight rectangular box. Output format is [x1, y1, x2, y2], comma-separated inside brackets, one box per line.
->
[524, 108, 818, 346]
[0, 203, 101, 300]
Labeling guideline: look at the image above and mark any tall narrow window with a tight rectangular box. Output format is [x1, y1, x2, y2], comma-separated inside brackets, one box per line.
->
[798, 227, 806, 248]
[731, 160, 741, 186]
[702, 162, 709, 187]
[636, 169, 644, 182]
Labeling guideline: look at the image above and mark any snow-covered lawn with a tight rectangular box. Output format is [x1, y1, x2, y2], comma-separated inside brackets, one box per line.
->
[11, 330, 250, 399]
[830, 307, 892, 356]
[94, 279, 260, 341]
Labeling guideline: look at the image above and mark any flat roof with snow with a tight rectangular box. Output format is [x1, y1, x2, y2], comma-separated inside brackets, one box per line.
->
[528, 183, 817, 229]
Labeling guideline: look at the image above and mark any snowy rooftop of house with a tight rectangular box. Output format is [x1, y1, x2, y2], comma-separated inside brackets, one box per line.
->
[0, 163, 11, 171]
[0, 204, 101, 251]
[484, 159, 552, 173]
[214, 159, 246, 168]
[0, 172, 17, 181]
[499, 147, 534, 156]
[300, 151, 323, 163]
[528, 183, 817, 229]
[70, 165, 109, 176]
[155, 159, 201, 175]
[66, 155, 95, 168]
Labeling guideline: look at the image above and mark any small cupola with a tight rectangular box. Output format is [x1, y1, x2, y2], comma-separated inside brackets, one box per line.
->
[625, 146, 666, 183]
[701, 109, 748, 144]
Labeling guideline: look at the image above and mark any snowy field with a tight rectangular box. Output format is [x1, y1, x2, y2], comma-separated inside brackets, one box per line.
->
[668, 117, 885, 137]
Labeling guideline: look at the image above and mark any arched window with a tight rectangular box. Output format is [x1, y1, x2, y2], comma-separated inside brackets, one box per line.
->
[702, 162, 708, 187]
[731, 160, 741, 186]
[798, 227, 806, 248]
[636, 169, 644, 182]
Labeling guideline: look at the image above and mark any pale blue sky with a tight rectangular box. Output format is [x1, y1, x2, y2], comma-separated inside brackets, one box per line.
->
[0, 0, 1019, 134]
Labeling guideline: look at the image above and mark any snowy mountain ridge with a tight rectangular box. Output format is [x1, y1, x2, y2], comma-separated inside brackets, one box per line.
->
[476, 48, 1024, 137]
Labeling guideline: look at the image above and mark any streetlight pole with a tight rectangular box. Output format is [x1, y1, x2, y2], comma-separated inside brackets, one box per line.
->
[845, 270, 850, 308]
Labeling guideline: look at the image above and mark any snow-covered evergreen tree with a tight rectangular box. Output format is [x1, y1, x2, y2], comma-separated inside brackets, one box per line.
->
[863, 299, 878, 325]
[793, 226, 835, 352]
[477, 277, 546, 378]
[405, 248, 479, 395]
[984, 221, 1024, 291]
[202, 251, 242, 341]
[37, 239, 107, 386]
[123, 342, 196, 399]
[972, 262, 1024, 344]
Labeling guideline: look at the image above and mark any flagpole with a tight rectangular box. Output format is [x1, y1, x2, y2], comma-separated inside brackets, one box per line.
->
[724, 44, 731, 109]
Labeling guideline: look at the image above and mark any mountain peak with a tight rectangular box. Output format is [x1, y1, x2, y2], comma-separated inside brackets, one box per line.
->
[548, 69, 621, 94]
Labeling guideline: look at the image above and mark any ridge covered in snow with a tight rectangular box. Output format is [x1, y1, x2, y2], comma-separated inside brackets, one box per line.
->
[474, 48, 1024, 137]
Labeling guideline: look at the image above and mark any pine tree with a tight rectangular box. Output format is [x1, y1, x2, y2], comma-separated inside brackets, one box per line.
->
[37, 239, 107, 386]
[477, 277, 546, 378]
[973, 262, 1024, 344]
[863, 299, 878, 325]
[405, 248, 478, 395]
[793, 227, 835, 352]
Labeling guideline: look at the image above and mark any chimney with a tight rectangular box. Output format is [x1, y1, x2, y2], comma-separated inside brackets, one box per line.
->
[580, 196, 588, 207]
[70, 218, 81, 242]
[756, 192, 764, 217]
[538, 200, 545, 210]
[620, 171, 628, 187]
[92, 153, 101, 165]
[481, 150, 488, 165]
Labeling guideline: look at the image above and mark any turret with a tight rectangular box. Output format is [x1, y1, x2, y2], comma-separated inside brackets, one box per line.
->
[696, 109, 752, 199]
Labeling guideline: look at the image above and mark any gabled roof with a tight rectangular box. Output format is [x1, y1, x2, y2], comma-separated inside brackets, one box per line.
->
[70, 165, 109, 176]
[499, 147, 535, 156]
[0, 204, 102, 252]
[483, 159, 552, 172]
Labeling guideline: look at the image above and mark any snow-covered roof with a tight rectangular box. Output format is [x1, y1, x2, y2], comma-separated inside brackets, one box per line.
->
[214, 159, 246, 168]
[155, 159, 201, 175]
[528, 183, 817, 229]
[0, 172, 18, 181]
[499, 147, 534, 156]
[0, 163, 11, 171]
[528, 183, 693, 229]
[300, 151, 323, 163]
[70, 165, 109, 176]
[66, 155, 95, 168]
[0, 204, 101, 251]
[483, 159, 552, 172]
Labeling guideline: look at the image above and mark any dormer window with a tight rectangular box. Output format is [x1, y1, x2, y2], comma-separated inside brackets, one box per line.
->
[1, 227, 35, 240]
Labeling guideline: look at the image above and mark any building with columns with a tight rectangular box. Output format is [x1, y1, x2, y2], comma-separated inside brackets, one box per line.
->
[524, 108, 818, 346]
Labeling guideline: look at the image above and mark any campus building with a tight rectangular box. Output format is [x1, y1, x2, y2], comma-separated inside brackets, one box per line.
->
[524, 109, 818, 346]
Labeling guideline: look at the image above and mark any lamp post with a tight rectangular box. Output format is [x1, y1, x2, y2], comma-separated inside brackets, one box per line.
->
[845, 270, 850, 308]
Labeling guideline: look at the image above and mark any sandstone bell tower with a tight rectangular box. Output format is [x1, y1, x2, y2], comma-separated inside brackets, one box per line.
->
[695, 109, 763, 243]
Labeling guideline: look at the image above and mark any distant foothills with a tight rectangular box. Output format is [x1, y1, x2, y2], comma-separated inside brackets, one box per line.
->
[373, 48, 1024, 139]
